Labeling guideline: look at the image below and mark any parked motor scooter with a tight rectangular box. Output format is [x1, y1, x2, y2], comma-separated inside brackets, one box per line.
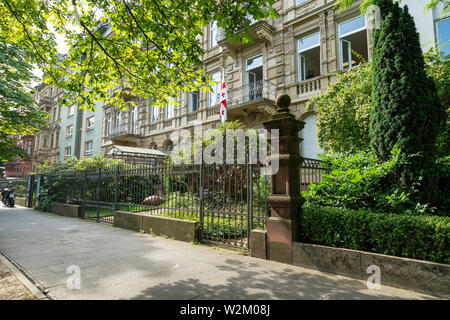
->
[1, 185, 15, 207]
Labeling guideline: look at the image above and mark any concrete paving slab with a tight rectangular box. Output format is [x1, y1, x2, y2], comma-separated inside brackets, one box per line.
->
[0, 206, 440, 300]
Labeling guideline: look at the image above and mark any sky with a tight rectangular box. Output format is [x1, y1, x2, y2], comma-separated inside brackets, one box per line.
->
[33, 32, 69, 83]
[33, 4, 103, 83]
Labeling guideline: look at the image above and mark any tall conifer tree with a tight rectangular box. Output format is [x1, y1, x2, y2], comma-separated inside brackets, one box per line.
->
[370, 0, 445, 203]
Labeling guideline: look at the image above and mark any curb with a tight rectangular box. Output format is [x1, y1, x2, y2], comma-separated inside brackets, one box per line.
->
[0, 252, 53, 300]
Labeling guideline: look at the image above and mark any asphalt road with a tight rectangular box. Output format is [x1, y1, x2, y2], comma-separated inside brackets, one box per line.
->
[0, 205, 438, 300]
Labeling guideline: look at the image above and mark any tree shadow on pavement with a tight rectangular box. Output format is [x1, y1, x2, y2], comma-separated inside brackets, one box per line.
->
[132, 258, 431, 300]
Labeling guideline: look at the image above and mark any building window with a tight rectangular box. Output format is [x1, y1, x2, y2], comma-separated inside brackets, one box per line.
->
[210, 20, 218, 48]
[86, 116, 95, 130]
[436, 17, 450, 56]
[130, 107, 138, 134]
[190, 91, 199, 112]
[298, 32, 321, 81]
[209, 71, 222, 107]
[64, 146, 72, 159]
[50, 134, 54, 148]
[151, 105, 159, 122]
[246, 55, 263, 100]
[300, 114, 324, 159]
[166, 141, 174, 152]
[52, 108, 56, 121]
[106, 113, 112, 135]
[165, 99, 174, 119]
[338, 15, 368, 69]
[84, 140, 93, 155]
[43, 138, 47, 148]
[115, 110, 121, 128]
[296, 0, 307, 5]
[66, 125, 73, 138]
[55, 132, 59, 147]
[68, 105, 74, 117]
[27, 141, 32, 155]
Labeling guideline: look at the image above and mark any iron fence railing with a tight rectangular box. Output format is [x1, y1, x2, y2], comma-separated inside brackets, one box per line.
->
[37, 161, 272, 248]
[0, 178, 29, 198]
[108, 124, 140, 138]
[24, 157, 325, 248]
[226, 80, 278, 106]
[300, 157, 326, 191]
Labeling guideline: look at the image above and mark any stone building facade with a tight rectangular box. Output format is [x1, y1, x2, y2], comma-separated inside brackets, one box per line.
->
[32, 0, 448, 165]
[101, 0, 372, 159]
[3, 135, 35, 177]
[32, 83, 63, 170]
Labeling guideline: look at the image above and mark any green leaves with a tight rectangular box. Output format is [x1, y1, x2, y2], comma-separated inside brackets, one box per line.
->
[307, 63, 372, 153]
[424, 0, 450, 16]
[1, 0, 277, 112]
[334, 0, 374, 13]
[302, 146, 430, 214]
[300, 206, 450, 263]
[35, 154, 124, 174]
[0, 42, 48, 161]
[370, 0, 446, 204]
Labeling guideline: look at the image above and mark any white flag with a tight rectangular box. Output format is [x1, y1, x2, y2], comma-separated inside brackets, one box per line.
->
[219, 80, 227, 123]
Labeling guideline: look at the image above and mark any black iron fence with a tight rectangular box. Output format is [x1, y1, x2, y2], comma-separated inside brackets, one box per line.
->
[300, 158, 326, 191]
[38, 161, 271, 248]
[0, 177, 29, 198]
[17, 157, 324, 248]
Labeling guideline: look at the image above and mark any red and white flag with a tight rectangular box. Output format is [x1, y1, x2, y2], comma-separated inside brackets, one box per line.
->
[219, 79, 227, 123]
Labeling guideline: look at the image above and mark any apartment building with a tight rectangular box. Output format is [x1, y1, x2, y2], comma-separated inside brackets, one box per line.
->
[32, 82, 63, 169]
[101, 0, 372, 159]
[3, 135, 35, 177]
[59, 99, 104, 161]
[99, 0, 447, 160]
[32, 0, 448, 165]
[403, 0, 449, 55]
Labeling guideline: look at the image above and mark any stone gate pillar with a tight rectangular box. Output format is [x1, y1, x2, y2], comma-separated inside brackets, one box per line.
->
[263, 94, 304, 264]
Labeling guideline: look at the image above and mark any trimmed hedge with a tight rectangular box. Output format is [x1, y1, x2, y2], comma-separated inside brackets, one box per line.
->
[300, 206, 450, 264]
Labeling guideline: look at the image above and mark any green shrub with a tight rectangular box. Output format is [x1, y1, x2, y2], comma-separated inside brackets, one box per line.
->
[300, 206, 450, 264]
[36, 187, 56, 212]
[303, 146, 449, 215]
[436, 156, 450, 215]
[302, 146, 427, 214]
[161, 192, 200, 209]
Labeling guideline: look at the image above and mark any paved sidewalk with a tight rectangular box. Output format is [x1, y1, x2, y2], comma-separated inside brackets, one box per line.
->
[0, 205, 439, 300]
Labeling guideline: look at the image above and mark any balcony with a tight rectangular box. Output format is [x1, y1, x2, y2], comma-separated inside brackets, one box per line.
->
[34, 148, 51, 160]
[48, 122, 61, 130]
[225, 80, 278, 118]
[217, 21, 274, 57]
[296, 75, 329, 101]
[107, 124, 142, 143]
[109, 87, 136, 102]
[37, 96, 53, 107]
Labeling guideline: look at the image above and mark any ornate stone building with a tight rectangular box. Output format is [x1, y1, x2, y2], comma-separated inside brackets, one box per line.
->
[32, 0, 447, 164]
[32, 82, 63, 169]
[101, 0, 373, 159]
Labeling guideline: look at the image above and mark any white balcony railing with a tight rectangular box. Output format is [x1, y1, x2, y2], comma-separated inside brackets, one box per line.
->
[107, 124, 141, 138]
[226, 80, 278, 107]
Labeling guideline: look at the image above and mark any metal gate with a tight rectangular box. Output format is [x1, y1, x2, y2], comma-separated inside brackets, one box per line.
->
[200, 163, 269, 248]
[83, 168, 115, 224]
